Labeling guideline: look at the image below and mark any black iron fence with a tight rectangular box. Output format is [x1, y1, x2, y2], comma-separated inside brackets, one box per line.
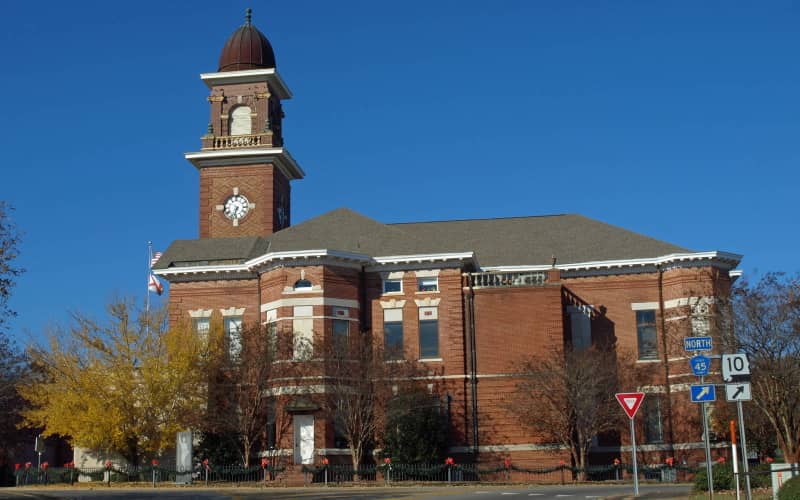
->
[12, 462, 695, 487]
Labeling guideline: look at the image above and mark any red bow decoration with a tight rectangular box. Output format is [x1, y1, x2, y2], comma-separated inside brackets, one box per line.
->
[105, 460, 112, 469]
[766, 457, 774, 463]
[322, 457, 329, 465]
[665, 457, 674, 467]
[151, 459, 159, 466]
[384, 457, 391, 465]
[42, 462, 49, 470]
[559, 460, 566, 466]
[25, 462, 31, 469]
[14, 464, 20, 471]
[717, 457, 726, 464]
[445, 457, 455, 465]
[203, 458, 210, 470]
[613, 458, 620, 465]
[261, 458, 269, 468]
[504, 458, 511, 469]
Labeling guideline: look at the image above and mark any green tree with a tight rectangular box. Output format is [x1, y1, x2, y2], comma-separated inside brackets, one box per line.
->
[19, 299, 208, 465]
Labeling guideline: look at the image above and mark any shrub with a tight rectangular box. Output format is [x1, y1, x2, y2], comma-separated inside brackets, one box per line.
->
[777, 474, 800, 500]
[695, 462, 773, 492]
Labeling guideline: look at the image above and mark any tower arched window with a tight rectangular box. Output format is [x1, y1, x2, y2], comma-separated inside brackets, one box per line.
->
[229, 106, 252, 136]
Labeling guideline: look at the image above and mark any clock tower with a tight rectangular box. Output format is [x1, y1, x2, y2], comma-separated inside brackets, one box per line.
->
[186, 9, 304, 239]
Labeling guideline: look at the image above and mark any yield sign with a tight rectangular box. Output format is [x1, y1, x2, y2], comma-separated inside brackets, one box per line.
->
[616, 392, 645, 419]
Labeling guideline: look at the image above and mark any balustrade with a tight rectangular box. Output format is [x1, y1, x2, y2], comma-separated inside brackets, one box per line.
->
[466, 271, 547, 288]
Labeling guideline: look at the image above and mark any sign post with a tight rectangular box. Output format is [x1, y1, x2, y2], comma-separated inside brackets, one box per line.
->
[616, 392, 645, 497]
[723, 354, 752, 500]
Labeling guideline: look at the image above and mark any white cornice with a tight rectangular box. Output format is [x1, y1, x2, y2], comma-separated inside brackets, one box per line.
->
[484, 251, 742, 274]
[373, 252, 475, 265]
[199, 68, 292, 99]
[184, 147, 305, 180]
[154, 250, 476, 279]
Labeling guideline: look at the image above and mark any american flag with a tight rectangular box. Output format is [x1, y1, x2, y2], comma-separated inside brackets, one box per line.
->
[150, 251, 163, 268]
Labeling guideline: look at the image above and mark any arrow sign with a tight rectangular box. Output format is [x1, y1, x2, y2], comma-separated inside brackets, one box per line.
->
[616, 392, 645, 419]
[690, 384, 716, 402]
[725, 382, 752, 402]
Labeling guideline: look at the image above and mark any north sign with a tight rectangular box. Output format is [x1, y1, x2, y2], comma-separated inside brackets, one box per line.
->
[684, 336, 713, 352]
[690, 355, 711, 376]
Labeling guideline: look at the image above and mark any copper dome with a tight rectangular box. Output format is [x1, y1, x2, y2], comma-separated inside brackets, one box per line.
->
[218, 9, 276, 72]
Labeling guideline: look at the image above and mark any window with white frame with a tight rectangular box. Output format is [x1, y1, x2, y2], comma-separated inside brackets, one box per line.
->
[417, 277, 439, 292]
[636, 310, 658, 360]
[418, 307, 439, 358]
[193, 317, 210, 342]
[332, 307, 349, 348]
[691, 301, 711, 336]
[383, 308, 403, 360]
[642, 395, 664, 443]
[265, 309, 278, 357]
[293, 305, 313, 360]
[383, 278, 402, 294]
[224, 315, 243, 361]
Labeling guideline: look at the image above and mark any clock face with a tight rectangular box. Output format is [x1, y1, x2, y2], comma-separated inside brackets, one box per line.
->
[223, 194, 250, 221]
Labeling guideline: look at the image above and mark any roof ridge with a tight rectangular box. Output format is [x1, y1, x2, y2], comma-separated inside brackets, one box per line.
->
[389, 213, 573, 225]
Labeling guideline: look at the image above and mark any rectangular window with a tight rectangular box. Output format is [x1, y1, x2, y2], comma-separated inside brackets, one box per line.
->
[193, 317, 210, 343]
[266, 309, 277, 357]
[419, 307, 439, 358]
[266, 399, 277, 450]
[333, 319, 349, 345]
[293, 305, 313, 360]
[383, 279, 402, 294]
[224, 316, 243, 361]
[636, 310, 658, 360]
[383, 308, 404, 360]
[417, 277, 439, 292]
[643, 396, 664, 443]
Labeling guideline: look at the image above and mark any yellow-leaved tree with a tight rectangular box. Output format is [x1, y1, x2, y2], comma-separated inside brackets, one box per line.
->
[18, 298, 208, 465]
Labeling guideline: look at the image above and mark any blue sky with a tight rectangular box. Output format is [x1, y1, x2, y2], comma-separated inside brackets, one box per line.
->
[1, 1, 798, 346]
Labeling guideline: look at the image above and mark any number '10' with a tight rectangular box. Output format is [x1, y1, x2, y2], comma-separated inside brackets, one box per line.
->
[726, 356, 746, 372]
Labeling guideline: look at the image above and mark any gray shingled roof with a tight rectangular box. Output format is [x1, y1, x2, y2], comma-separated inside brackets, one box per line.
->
[154, 207, 690, 270]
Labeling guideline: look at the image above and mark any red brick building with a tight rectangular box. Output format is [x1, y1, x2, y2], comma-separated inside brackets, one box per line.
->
[153, 13, 741, 468]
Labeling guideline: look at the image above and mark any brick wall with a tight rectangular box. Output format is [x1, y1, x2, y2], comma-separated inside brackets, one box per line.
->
[199, 163, 289, 237]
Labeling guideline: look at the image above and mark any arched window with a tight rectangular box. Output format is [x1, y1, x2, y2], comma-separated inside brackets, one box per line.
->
[229, 106, 252, 136]
[294, 279, 312, 291]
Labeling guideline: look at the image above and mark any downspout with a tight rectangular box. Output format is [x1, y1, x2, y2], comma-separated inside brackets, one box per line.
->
[464, 274, 479, 457]
[657, 264, 675, 453]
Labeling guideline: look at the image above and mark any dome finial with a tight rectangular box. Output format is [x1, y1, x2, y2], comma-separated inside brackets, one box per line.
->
[245, 8, 252, 26]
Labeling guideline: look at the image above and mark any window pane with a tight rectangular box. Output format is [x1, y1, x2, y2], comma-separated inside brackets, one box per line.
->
[418, 278, 438, 292]
[643, 397, 664, 443]
[384, 322, 403, 359]
[224, 316, 243, 360]
[193, 317, 210, 344]
[636, 310, 658, 360]
[419, 319, 439, 358]
[333, 319, 349, 346]
[384, 279, 402, 293]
